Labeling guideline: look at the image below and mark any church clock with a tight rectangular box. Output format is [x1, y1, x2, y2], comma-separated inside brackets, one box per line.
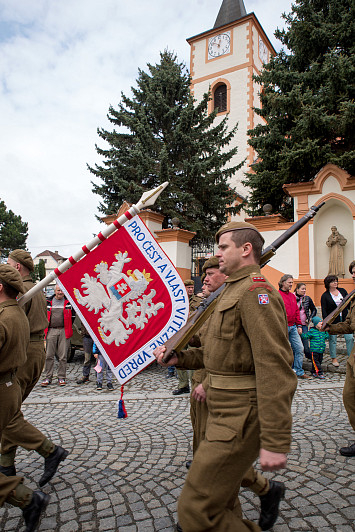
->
[208, 31, 231, 59]
[259, 37, 268, 64]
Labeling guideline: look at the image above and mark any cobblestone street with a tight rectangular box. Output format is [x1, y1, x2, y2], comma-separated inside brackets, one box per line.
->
[1, 352, 354, 531]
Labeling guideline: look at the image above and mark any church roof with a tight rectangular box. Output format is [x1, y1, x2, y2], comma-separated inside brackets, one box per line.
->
[214, 0, 247, 29]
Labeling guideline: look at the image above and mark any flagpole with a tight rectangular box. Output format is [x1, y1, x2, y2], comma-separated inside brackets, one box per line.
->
[19, 182, 169, 306]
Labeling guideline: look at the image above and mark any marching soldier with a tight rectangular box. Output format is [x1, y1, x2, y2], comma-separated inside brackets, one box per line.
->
[172, 280, 202, 396]
[0, 250, 69, 487]
[155, 221, 297, 531]
[187, 256, 287, 530]
[0, 264, 49, 531]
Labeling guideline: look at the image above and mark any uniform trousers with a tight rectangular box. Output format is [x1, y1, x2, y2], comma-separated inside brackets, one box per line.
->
[343, 358, 355, 431]
[190, 375, 268, 496]
[45, 328, 69, 380]
[1, 340, 49, 464]
[177, 369, 193, 389]
[82, 336, 93, 378]
[179, 388, 261, 531]
[0, 377, 27, 506]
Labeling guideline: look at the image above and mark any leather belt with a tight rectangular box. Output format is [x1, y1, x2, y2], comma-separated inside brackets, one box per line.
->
[49, 326, 64, 329]
[208, 373, 256, 390]
[0, 370, 17, 385]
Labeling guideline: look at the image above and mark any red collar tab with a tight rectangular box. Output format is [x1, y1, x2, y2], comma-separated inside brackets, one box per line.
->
[252, 276, 265, 282]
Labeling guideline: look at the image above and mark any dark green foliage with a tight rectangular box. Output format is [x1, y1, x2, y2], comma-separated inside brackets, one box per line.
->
[89, 50, 241, 243]
[0, 198, 28, 259]
[245, 0, 355, 218]
[33, 259, 46, 282]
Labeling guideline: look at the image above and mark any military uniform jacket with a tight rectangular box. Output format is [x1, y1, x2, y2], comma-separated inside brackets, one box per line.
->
[22, 276, 48, 336]
[329, 298, 355, 370]
[178, 264, 297, 453]
[0, 300, 29, 373]
[189, 294, 203, 313]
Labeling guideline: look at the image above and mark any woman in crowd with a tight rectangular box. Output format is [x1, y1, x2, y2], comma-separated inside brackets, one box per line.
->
[320, 275, 354, 366]
[294, 283, 317, 359]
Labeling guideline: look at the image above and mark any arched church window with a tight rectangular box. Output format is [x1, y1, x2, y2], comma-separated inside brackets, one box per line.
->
[214, 84, 227, 113]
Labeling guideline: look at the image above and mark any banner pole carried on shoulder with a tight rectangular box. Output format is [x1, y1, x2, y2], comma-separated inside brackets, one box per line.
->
[19, 182, 169, 307]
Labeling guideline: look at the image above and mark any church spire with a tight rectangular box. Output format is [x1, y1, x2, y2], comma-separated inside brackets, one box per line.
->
[214, 0, 247, 29]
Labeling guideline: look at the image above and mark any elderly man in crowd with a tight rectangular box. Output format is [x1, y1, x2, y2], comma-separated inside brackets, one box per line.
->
[41, 284, 75, 387]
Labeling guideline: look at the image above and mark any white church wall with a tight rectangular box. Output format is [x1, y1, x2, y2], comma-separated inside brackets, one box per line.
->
[261, 229, 300, 277]
[192, 68, 249, 193]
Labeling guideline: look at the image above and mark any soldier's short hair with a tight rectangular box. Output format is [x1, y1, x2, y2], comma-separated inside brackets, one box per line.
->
[229, 229, 264, 264]
[349, 261, 355, 274]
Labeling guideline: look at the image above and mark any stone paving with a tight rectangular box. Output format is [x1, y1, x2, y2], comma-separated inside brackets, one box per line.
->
[0, 352, 354, 531]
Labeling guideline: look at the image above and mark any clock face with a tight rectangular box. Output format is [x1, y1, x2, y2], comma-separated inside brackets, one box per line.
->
[259, 37, 268, 64]
[208, 32, 231, 59]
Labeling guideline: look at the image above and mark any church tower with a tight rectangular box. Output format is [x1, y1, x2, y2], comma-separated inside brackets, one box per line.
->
[187, 0, 274, 199]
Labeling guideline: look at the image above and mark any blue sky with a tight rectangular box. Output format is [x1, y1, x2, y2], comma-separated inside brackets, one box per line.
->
[0, 0, 293, 259]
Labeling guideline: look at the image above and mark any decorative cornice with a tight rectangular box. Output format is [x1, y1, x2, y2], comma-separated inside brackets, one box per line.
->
[155, 228, 196, 244]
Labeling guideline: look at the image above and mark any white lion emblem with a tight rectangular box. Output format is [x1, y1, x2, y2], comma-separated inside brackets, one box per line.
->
[74, 251, 164, 346]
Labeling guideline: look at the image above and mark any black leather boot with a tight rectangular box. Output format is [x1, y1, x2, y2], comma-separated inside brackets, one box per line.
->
[22, 490, 50, 532]
[258, 480, 285, 531]
[39, 446, 69, 487]
[339, 442, 355, 456]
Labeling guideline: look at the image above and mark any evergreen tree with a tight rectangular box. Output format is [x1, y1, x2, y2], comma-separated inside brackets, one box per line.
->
[89, 50, 241, 243]
[33, 259, 46, 282]
[245, 0, 355, 218]
[0, 199, 28, 259]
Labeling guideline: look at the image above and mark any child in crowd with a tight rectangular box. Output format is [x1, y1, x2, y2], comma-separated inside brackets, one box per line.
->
[301, 316, 328, 379]
[93, 343, 114, 390]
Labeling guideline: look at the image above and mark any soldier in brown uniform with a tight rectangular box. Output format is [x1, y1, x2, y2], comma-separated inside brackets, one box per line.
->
[173, 280, 202, 396]
[0, 250, 69, 487]
[0, 264, 49, 531]
[321, 260, 355, 457]
[187, 256, 286, 530]
[155, 222, 297, 531]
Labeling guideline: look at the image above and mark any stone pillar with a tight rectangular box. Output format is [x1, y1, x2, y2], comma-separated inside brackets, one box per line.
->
[154, 228, 195, 281]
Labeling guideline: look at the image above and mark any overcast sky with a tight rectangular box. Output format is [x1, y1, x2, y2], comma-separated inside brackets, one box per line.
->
[0, 0, 293, 259]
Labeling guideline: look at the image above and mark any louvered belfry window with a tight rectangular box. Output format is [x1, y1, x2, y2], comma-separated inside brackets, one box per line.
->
[214, 84, 227, 112]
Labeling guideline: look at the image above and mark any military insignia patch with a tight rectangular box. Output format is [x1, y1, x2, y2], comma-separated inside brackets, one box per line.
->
[253, 276, 265, 282]
[258, 294, 269, 305]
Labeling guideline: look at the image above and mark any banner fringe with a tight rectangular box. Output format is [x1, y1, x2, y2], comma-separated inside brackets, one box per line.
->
[118, 385, 128, 418]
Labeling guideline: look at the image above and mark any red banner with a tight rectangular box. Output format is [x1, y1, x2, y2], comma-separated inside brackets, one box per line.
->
[58, 216, 189, 383]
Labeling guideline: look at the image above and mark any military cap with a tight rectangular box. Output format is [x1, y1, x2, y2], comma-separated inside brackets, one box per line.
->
[215, 221, 265, 244]
[202, 256, 219, 273]
[184, 279, 194, 286]
[0, 264, 25, 293]
[201, 273, 206, 283]
[8, 249, 34, 271]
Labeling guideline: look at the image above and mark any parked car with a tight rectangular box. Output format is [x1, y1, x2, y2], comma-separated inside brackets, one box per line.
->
[67, 315, 84, 361]
[45, 287, 55, 299]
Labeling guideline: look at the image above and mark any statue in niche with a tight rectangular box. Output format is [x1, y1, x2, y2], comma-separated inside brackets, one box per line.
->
[326, 226, 347, 277]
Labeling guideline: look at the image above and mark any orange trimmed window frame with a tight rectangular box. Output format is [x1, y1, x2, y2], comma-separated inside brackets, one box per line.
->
[208, 78, 231, 116]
